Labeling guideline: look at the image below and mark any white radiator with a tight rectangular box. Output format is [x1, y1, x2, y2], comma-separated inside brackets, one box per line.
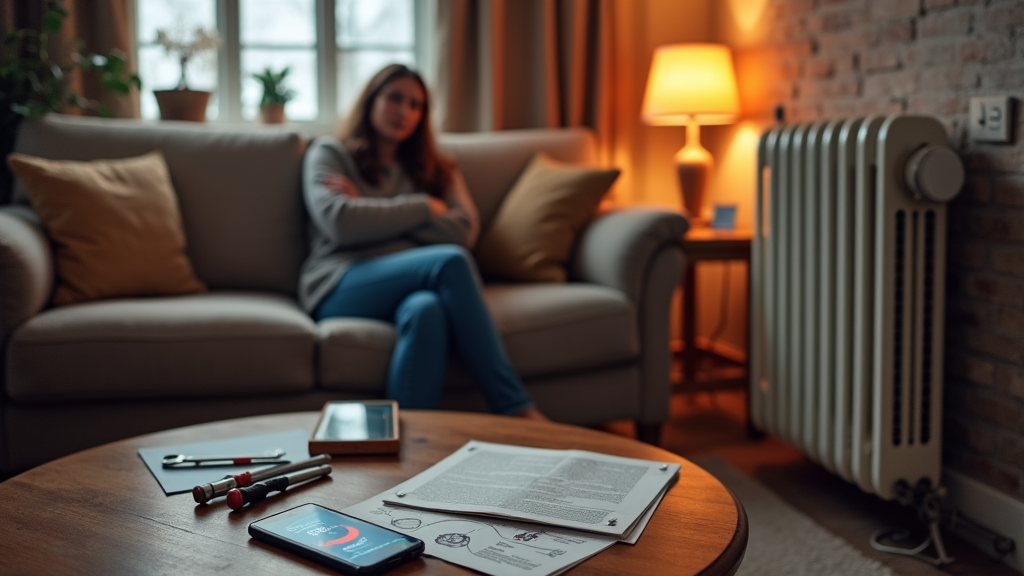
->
[750, 115, 965, 500]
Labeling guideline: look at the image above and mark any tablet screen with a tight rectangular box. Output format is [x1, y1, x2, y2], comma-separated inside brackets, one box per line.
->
[313, 402, 395, 441]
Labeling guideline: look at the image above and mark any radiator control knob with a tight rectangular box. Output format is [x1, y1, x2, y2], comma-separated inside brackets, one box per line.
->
[904, 145, 964, 203]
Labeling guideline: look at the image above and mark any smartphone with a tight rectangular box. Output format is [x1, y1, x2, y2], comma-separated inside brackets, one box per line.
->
[248, 503, 424, 575]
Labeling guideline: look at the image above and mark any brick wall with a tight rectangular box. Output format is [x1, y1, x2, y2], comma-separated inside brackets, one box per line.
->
[752, 0, 1024, 500]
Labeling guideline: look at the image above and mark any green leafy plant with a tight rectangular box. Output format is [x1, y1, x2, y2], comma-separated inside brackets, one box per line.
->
[0, 0, 141, 139]
[0, 0, 141, 201]
[252, 67, 296, 106]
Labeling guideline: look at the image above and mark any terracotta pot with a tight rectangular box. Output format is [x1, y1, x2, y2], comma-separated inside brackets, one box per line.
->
[153, 89, 211, 122]
[259, 104, 286, 124]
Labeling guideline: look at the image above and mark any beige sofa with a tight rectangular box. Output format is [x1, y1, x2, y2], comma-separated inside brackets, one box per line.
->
[0, 115, 687, 476]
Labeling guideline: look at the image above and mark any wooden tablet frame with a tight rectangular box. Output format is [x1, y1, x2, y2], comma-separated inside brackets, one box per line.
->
[308, 400, 400, 455]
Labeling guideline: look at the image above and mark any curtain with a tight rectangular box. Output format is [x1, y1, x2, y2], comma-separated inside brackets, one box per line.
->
[3, 0, 139, 119]
[1, 1, 137, 203]
[59, 0, 140, 119]
[434, 0, 629, 174]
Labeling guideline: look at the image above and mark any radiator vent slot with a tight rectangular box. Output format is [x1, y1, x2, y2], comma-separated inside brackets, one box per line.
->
[893, 210, 905, 447]
[922, 210, 936, 445]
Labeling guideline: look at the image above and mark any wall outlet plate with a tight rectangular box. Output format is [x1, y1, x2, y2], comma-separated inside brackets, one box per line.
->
[969, 96, 1012, 143]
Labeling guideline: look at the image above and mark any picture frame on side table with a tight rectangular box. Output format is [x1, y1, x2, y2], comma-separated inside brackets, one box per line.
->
[711, 204, 737, 230]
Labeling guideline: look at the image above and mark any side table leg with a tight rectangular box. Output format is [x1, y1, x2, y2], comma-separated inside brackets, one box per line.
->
[636, 422, 662, 446]
[683, 261, 698, 384]
[744, 257, 765, 439]
[745, 390, 766, 439]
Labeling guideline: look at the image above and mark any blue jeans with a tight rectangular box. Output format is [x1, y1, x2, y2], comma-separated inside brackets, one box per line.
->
[314, 244, 534, 415]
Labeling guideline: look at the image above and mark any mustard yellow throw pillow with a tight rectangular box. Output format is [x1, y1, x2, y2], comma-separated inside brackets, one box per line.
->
[7, 151, 206, 306]
[475, 153, 620, 282]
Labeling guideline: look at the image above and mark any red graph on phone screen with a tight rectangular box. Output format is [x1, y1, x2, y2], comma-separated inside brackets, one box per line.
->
[322, 525, 360, 547]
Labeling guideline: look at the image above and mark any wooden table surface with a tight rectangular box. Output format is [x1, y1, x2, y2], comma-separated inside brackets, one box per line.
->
[0, 411, 747, 575]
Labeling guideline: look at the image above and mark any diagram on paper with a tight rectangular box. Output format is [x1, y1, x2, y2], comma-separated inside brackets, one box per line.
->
[371, 505, 579, 558]
[346, 500, 617, 576]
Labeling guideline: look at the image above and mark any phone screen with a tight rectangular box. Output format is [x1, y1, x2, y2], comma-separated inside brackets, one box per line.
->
[314, 402, 395, 441]
[254, 504, 420, 567]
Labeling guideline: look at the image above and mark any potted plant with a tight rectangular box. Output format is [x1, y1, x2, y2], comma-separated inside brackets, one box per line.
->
[0, 0, 140, 202]
[152, 27, 220, 122]
[252, 67, 295, 124]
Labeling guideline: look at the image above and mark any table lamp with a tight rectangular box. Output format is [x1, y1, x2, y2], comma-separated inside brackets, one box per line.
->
[641, 44, 740, 226]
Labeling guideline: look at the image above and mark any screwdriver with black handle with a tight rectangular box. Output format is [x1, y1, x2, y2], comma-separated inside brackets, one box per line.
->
[226, 464, 333, 510]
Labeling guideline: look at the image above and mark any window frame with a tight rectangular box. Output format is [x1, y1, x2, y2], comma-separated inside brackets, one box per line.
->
[133, 0, 432, 130]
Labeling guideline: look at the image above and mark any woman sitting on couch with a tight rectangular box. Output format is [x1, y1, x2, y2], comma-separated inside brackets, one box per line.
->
[299, 64, 545, 420]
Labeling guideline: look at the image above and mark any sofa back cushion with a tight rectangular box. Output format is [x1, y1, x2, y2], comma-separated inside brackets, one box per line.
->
[12, 115, 307, 296]
[437, 128, 597, 235]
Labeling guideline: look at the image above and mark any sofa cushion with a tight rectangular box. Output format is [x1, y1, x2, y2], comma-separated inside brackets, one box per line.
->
[7, 151, 207, 306]
[12, 115, 307, 296]
[475, 153, 619, 283]
[6, 292, 318, 403]
[316, 283, 637, 391]
[484, 283, 638, 377]
[317, 318, 395, 394]
[438, 128, 597, 234]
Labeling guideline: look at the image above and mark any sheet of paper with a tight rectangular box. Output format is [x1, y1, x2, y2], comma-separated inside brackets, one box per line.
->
[137, 429, 310, 495]
[619, 482, 669, 545]
[380, 440, 680, 538]
[345, 492, 618, 576]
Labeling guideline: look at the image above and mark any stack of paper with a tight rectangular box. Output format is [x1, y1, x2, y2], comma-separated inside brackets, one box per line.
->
[344, 441, 680, 576]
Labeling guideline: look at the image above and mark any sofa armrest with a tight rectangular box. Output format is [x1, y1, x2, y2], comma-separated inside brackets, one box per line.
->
[0, 206, 53, 343]
[569, 207, 689, 301]
[570, 207, 688, 430]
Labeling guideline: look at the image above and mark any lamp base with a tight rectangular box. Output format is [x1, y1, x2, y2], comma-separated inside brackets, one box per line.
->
[675, 122, 714, 227]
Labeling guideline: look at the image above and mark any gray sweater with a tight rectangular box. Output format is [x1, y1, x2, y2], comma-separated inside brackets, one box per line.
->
[298, 137, 480, 314]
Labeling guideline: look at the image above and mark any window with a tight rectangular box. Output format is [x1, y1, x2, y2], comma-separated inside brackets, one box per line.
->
[134, 0, 425, 125]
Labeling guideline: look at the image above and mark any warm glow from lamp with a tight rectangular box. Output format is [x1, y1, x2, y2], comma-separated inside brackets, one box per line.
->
[642, 44, 740, 225]
[727, 0, 770, 34]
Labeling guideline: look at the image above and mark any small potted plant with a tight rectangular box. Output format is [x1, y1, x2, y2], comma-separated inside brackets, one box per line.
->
[252, 67, 296, 124]
[152, 27, 221, 122]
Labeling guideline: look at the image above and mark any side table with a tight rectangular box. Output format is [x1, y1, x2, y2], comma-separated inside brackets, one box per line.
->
[677, 228, 752, 392]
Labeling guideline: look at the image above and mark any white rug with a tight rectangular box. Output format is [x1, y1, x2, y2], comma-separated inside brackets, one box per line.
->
[691, 456, 896, 576]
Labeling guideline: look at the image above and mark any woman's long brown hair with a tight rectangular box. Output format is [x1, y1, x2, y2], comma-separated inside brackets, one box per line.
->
[337, 64, 453, 198]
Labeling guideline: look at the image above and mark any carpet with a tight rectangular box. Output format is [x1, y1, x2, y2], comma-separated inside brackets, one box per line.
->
[691, 456, 896, 576]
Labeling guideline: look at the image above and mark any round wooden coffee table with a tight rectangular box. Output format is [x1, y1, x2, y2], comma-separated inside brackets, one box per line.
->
[0, 411, 746, 575]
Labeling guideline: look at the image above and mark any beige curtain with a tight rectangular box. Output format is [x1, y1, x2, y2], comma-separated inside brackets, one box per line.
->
[60, 0, 140, 118]
[434, 0, 624, 169]
[3, 0, 139, 118]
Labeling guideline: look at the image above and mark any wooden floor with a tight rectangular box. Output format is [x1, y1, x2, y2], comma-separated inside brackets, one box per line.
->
[604, 390, 1018, 576]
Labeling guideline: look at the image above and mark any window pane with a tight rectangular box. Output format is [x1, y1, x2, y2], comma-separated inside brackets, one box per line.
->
[138, 45, 219, 120]
[336, 0, 414, 48]
[241, 0, 316, 46]
[136, 0, 216, 47]
[336, 50, 414, 119]
[241, 49, 318, 121]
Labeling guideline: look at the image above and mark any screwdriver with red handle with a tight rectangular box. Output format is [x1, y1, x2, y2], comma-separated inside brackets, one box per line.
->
[192, 454, 332, 504]
[226, 464, 333, 510]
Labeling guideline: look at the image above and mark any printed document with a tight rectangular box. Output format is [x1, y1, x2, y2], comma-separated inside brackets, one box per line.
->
[345, 495, 618, 576]
[379, 441, 680, 538]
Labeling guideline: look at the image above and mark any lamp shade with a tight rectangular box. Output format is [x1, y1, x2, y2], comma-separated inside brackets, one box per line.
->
[641, 43, 740, 126]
